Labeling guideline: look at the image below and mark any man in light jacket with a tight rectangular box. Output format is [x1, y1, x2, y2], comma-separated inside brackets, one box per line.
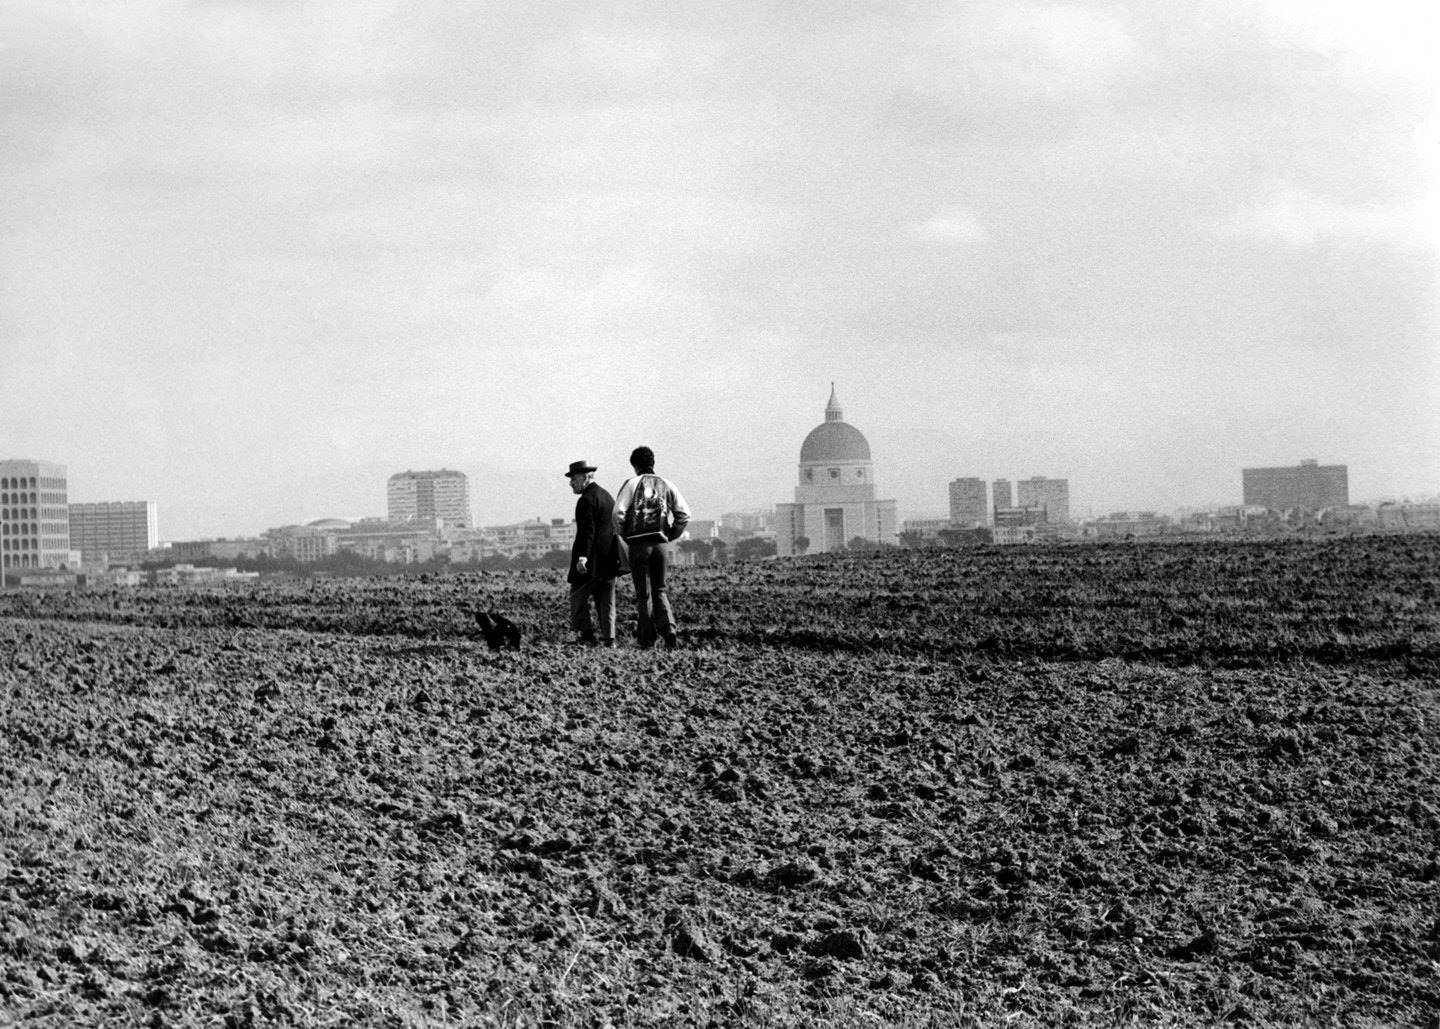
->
[613, 445, 690, 649]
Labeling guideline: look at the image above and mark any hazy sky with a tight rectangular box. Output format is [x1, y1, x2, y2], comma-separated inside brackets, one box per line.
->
[3, 0, 1437, 538]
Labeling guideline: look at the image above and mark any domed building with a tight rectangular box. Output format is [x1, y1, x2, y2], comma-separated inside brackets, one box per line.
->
[775, 385, 897, 556]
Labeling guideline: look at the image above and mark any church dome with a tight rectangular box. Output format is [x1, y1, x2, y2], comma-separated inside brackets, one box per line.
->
[800, 421, 871, 463]
[799, 384, 872, 463]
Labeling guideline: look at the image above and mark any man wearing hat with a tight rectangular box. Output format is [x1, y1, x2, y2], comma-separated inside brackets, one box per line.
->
[565, 460, 621, 646]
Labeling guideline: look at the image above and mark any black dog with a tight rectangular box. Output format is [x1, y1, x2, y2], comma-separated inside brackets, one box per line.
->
[476, 611, 522, 650]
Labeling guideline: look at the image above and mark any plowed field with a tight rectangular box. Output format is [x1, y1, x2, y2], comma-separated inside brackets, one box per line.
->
[3, 537, 1438, 1026]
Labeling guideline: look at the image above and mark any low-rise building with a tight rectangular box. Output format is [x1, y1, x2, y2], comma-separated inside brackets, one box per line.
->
[1377, 502, 1440, 530]
[991, 525, 1038, 545]
[900, 518, 952, 545]
[169, 538, 271, 562]
[994, 505, 1046, 528]
[483, 518, 576, 559]
[684, 519, 719, 541]
[150, 564, 260, 585]
[266, 524, 340, 563]
[1092, 512, 1169, 538]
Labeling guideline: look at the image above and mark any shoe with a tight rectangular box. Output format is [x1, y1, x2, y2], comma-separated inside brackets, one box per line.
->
[662, 632, 678, 649]
[600, 638, 615, 648]
[578, 632, 597, 646]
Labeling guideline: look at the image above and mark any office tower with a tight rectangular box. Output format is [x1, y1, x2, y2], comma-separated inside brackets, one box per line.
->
[1, 459, 70, 571]
[948, 477, 988, 528]
[992, 478, 1013, 514]
[1016, 476, 1070, 524]
[69, 501, 159, 565]
[1242, 459, 1349, 510]
[387, 469, 472, 527]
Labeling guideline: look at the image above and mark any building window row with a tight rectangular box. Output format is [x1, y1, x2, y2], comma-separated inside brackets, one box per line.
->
[2, 508, 41, 520]
[1, 493, 38, 506]
[1, 477, 38, 490]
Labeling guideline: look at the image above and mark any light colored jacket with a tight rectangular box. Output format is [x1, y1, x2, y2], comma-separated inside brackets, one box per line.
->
[614, 473, 691, 543]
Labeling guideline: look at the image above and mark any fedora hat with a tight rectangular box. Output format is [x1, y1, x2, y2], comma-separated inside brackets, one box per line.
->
[563, 460, 597, 477]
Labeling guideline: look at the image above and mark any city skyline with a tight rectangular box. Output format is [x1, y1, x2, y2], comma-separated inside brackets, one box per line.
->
[10, 449, 1420, 550]
[3, 2, 1436, 539]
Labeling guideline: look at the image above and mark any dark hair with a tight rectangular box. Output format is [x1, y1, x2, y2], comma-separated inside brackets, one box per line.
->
[629, 445, 655, 472]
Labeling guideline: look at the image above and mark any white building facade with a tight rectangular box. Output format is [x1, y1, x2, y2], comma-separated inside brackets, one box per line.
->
[775, 386, 897, 556]
[387, 469, 472, 527]
[1, 459, 71, 572]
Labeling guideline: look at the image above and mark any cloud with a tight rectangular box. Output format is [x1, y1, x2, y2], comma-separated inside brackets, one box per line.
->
[1208, 186, 1429, 246]
[1, 0, 1437, 534]
[906, 207, 990, 245]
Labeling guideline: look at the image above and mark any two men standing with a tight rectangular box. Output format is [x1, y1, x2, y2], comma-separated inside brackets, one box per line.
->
[565, 446, 690, 649]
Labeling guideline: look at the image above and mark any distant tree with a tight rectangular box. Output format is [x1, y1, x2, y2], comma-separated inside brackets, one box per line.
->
[710, 538, 729, 563]
[848, 536, 879, 552]
[793, 536, 810, 555]
[732, 537, 777, 561]
[898, 531, 925, 549]
[678, 538, 714, 564]
[938, 528, 989, 548]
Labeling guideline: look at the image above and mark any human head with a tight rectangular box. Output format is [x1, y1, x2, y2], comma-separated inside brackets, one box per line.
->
[564, 460, 597, 494]
[629, 446, 655, 473]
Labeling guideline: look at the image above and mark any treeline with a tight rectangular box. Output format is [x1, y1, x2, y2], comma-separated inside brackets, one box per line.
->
[138, 536, 779, 580]
[140, 550, 569, 579]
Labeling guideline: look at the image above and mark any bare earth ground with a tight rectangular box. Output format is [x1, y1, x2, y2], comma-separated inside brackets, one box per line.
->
[2, 536, 1438, 1027]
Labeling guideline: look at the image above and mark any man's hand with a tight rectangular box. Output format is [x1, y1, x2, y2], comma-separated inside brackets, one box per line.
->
[576, 557, 588, 574]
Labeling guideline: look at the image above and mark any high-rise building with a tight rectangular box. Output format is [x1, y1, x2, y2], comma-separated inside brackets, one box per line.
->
[948, 477, 988, 528]
[387, 469, 472, 527]
[1242, 459, 1348, 511]
[69, 501, 159, 566]
[775, 385, 898, 556]
[1016, 476, 1070, 524]
[992, 478, 1013, 514]
[1, 459, 71, 572]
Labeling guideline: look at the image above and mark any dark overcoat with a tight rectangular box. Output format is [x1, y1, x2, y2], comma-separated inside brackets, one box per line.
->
[568, 481, 621, 584]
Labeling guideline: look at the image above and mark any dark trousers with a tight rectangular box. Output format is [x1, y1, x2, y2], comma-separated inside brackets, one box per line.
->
[569, 577, 616, 640]
[627, 540, 675, 646]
